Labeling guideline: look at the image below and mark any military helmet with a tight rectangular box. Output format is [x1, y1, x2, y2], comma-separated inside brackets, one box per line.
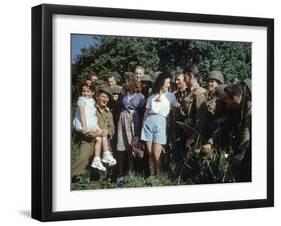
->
[207, 71, 224, 84]
[111, 85, 123, 94]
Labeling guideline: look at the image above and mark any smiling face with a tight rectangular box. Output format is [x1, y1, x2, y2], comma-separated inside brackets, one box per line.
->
[135, 68, 144, 81]
[97, 92, 110, 107]
[161, 78, 171, 92]
[175, 73, 186, 91]
[207, 79, 219, 93]
[107, 77, 116, 87]
[81, 85, 93, 98]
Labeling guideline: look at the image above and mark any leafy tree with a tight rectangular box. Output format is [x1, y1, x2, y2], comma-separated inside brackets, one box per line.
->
[72, 35, 251, 98]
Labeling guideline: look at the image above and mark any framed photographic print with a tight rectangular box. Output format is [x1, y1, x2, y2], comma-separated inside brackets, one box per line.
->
[32, 4, 274, 221]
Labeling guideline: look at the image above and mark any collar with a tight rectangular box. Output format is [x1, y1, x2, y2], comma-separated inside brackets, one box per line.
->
[96, 104, 110, 113]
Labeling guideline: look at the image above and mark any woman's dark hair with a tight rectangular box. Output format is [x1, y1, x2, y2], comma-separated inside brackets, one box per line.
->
[152, 72, 172, 94]
[224, 84, 242, 99]
[124, 77, 142, 93]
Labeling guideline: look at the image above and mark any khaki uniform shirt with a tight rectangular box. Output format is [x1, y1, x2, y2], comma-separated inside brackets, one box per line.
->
[204, 90, 228, 145]
[96, 104, 115, 137]
[173, 82, 208, 141]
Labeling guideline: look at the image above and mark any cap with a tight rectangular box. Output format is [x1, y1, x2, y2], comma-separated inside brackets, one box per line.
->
[97, 85, 112, 97]
[111, 85, 123, 94]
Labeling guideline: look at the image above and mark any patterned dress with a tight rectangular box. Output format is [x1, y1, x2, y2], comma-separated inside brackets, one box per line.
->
[117, 93, 145, 151]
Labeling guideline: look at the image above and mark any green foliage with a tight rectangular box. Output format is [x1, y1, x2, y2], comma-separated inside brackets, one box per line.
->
[174, 148, 235, 185]
[71, 35, 250, 190]
[72, 35, 251, 100]
[189, 41, 251, 83]
[71, 143, 235, 190]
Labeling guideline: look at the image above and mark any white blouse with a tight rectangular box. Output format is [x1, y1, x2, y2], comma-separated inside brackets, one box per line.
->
[146, 92, 176, 117]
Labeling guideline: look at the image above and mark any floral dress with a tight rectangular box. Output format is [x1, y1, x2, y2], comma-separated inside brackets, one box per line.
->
[117, 93, 145, 151]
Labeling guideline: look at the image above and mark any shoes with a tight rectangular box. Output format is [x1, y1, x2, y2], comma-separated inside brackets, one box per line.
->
[102, 152, 117, 166]
[116, 176, 124, 185]
[91, 159, 106, 171]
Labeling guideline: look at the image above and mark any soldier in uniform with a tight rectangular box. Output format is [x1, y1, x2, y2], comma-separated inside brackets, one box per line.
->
[171, 65, 208, 163]
[202, 71, 226, 153]
[182, 65, 208, 150]
[71, 85, 115, 178]
[224, 84, 252, 182]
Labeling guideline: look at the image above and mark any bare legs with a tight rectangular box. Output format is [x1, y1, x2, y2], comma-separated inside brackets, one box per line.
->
[101, 136, 109, 152]
[94, 135, 110, 157]
[94, 137, 102, 157]
[146, 141, 163, 176]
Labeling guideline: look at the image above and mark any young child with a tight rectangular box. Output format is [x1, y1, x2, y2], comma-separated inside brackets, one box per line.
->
[73, 84, 116, 171]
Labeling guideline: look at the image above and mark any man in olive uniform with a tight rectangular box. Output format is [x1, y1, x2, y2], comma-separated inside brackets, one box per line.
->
[171, 65, 208, 159]
[224, 84, 252, 182]
[71, 85, 115, 178]
[202, 71, 227, 153]
[182, 65, 208, 149]
[95, 85, 115, 140]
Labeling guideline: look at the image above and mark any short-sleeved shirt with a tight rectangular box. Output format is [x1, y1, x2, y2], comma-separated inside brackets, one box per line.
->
[146, 92, 176, 117]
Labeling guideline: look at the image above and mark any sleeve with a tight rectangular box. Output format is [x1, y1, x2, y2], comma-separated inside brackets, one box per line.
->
[77, 97, 87, 106]
[139, 94, 146, 108]
[146, 95, 153, 109]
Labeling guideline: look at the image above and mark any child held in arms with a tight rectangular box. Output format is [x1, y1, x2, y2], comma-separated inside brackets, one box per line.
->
[73, 84, 116, 171]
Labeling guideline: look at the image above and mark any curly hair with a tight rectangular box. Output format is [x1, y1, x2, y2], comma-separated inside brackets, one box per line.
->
[124, 77, 142, 93]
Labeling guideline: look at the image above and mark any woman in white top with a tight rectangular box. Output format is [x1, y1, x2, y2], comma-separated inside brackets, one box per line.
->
[141, 72, 176, 176]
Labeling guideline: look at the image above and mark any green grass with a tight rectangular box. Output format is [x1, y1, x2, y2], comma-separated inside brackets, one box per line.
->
[71, 171, 175, 190]
[71, 142, 236, 190]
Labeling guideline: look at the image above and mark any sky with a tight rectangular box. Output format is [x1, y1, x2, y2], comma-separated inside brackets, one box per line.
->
[71, 34, 97, 63]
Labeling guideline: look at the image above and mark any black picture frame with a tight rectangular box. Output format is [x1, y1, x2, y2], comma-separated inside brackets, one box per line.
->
[32, 3, 274, 222]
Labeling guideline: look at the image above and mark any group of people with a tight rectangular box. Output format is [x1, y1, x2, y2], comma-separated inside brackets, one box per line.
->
[72, 65, 252, 185]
